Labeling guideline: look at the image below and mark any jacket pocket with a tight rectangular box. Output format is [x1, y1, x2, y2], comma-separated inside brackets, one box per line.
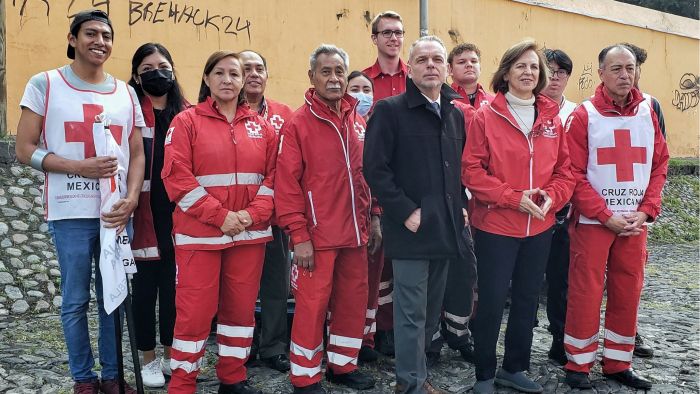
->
[307, 191, 318, 226]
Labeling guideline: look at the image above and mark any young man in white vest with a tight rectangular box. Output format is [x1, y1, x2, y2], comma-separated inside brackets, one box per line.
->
[563, 44, 668, 391]
[15, 9, 145, 394]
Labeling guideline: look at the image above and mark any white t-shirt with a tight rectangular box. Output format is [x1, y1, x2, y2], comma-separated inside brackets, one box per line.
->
[20, 65, 144, 127]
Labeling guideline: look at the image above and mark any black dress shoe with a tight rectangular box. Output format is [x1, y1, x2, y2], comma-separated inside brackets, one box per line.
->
[565, 370, 592, 389]
[457, 343, 474, 363]
[218, 380, 262, 394]
[548, 338, 567, 366]
[426, 351, 440, 368]
[326, 369, 375, 390]
[634, 333, 654, 358]
[604, 368, 652, 390]
[293, 382, 326, 394]
[359, 345, 379, 363]
[261, 354, 290, 372]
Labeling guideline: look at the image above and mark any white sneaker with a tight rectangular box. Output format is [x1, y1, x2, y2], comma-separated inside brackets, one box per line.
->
[141, 358, 165, 388]
[161, 357, 172, 376]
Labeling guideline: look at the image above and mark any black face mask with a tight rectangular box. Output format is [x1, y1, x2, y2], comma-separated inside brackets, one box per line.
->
[139, 69, 174, 97]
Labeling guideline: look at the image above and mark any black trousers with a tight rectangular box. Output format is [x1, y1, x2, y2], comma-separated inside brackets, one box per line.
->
[545, 218, 570, 342]
[132, 247, 177, 351]
[430, 227, 478, 352]
[257, 226, 291, 358]
[473, 228, 552, 381]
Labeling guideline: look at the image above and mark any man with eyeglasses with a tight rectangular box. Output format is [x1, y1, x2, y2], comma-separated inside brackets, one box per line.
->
[541, 48, 578, 366]
[359, 10, 408, 362]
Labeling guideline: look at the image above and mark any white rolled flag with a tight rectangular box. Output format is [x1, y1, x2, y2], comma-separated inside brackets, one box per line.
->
[93, 114, 137, 315]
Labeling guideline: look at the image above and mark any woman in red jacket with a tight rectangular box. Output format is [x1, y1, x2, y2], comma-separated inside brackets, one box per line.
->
[462, 40, 574, 394]
[162, 51, 277, 394]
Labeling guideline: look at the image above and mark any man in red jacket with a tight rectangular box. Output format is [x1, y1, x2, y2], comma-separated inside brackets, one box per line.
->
[360, 10, 408, 359]
[563, 45, 668, 391]
[275, 44, 374, 394]
[448, 43, 494, 109]
[239, 49, 295, 373]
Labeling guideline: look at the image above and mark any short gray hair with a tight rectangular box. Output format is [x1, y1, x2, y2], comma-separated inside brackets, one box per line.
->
[309, 44, 350, 72]
[408, 36, 447, 62]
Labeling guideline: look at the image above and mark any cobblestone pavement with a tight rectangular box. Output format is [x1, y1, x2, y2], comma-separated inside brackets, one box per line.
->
[0, 243, 696, 393]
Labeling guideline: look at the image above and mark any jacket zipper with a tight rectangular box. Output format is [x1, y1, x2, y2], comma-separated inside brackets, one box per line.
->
[308, 106, 362, 246]
[491, 107, 535, 237]
[308, 191, 318, 226]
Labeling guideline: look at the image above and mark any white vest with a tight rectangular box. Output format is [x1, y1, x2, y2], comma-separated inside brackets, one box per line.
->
[579, 100, 654, 224]
[42, 69, 134, 220]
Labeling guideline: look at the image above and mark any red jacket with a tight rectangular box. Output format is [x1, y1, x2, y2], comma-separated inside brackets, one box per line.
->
[566, 84, 668, 224]
[462, 92, 574, 237]
[260, 97, 295, 135]
[275, 89, 371, 250]
[162, 98, 277, 250]
[451, 83, 494, 110]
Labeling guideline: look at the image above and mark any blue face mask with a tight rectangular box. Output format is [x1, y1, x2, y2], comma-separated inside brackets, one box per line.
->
[350, 92, 374, 117]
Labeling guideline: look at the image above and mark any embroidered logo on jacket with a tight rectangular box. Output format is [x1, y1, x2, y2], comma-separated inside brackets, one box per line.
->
[165, 127, 175, 145]
[542, 120, 558, 138]
[245, 121, 263, 138]
[269, 114, 285, 133]
[354, 122, 366, 141]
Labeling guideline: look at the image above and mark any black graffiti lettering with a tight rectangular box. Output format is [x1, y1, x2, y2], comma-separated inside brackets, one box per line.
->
[141, 1, 156, 22]
[236, 17, 252, 41]
[191, 8, 205, 27]
[128, 1, 143, 26]
[68, 0, 110, 19]
[12, 0, 50, 18]
[578, 63, 594, 91]
[205, 10, 221, 32]
[179, 5, 196, 24]
[221, 16, 237, 36]
[153, 1, 167, 23]
[168, 1, 180, 21]
[672, 73, 699, 112]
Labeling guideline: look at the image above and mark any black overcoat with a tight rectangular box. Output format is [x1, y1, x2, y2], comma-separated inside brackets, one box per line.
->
[363, 78, 467, 260]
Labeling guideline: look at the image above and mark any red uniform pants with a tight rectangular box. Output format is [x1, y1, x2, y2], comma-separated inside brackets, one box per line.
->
[168, 244, 265, 394]
[564, 223, 647, 374]
[362, 246, 384, 348]
[289, 246, 368, 388]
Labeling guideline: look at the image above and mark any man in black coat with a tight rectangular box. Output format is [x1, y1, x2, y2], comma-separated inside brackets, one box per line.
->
[363, 35, 469, 394]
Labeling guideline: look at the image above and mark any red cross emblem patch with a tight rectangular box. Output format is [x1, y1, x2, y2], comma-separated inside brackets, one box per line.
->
[269, 114, 285, 132]
[245, 121, 263, 138]
[596, 129, 647, 182]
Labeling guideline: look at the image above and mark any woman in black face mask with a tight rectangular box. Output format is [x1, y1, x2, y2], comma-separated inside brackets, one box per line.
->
[127, 42, 187, 388]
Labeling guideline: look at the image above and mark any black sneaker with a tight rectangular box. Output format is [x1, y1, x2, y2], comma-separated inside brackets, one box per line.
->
[218, 381, 262, 394]
[457, 343, 474, 363]
[426, 351, 440, 368]
[548, 338, 567, 366]
[565, 370, 592, 389]
[358, 345, 379, 363]
[634, 333, 654, 358]
[604, 368, 653, 390]
[261, 354, 291, 372]
[326, 369, 375, 390]
[293, 382, 326, 394]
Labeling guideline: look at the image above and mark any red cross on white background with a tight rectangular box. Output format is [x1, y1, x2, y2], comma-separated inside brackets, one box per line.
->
[64, 104, 123, 158]
[597, 129, 647, 182]
[269, 114, 284, 131]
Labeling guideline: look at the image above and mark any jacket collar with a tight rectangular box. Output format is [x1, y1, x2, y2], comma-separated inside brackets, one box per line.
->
[303, 88, 358, 121]
[139, 94, 156, 128]
[489, 91, 559, 132]
[590, 83, 645, 115]
[406, 78, 461, 109]
[450, 82, 487, 100]
[365, 58, 408, 79]
[195, 96, 256, 123]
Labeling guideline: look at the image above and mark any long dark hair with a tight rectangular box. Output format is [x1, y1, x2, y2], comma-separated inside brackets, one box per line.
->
[128, 43, 186, 123]
[198, 51, 246, 104]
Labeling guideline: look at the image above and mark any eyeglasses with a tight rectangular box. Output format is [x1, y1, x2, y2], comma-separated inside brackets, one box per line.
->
[549, 69, 569, 79]
[375, 29, 405, 38]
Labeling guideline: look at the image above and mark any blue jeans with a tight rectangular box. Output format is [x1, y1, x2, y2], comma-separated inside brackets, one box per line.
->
[49, 218, 132, 382]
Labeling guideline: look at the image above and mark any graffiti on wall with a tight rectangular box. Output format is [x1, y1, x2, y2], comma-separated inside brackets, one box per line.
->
[577, 63, 595, 91]
[672, 73, 699, 112]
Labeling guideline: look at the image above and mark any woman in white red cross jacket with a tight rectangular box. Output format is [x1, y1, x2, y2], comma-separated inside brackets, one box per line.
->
[161, 51, 277, 394]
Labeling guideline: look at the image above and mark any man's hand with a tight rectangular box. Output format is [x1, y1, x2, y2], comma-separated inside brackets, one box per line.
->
[604, 214, 632, 234]
[462, 208, 469, 226]
[618, 211, 648, 237]
[78, 156, 118, 178]
[368, 215, 383, 254]
[518, 189, 545, 220]
[220, 211, 246, 236]
[293, 240, 315, 271]
[236, 210, 253, 228]
[539, 189, 554, 218]
[404, 208, 421, 233]
[102, 197, 137, 234]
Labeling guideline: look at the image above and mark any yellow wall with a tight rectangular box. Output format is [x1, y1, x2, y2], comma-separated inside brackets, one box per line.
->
[5, 0, 699, 156]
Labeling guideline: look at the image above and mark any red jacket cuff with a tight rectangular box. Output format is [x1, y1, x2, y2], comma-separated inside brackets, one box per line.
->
[212, 209, 229, 228]
[596, 209, 613, 224]
[246, 209, 261, 225]
[505, 190, 523, 209]
[290, 228, 311, 244]
[638, 205, 657, 223]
